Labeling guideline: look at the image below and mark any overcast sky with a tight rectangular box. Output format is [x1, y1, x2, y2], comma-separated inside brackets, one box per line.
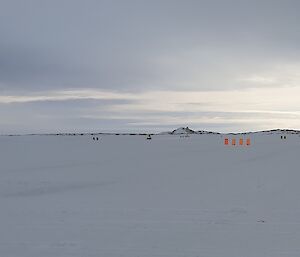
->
[1, 0, 300, 133]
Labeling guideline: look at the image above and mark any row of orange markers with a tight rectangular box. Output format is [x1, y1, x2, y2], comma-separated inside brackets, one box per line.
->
[224, 138, 251, 146]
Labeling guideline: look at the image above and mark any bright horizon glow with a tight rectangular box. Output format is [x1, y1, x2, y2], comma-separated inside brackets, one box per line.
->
[1, 86, 300, 134]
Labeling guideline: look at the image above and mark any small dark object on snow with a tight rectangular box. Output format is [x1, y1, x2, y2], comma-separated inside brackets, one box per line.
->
[146, 134, 152, 140]
[93, 137, 95, 140]
[257, 220, 266, 223]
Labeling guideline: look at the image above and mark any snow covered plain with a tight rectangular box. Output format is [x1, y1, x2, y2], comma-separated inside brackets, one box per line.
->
[1, 133, 300, 257]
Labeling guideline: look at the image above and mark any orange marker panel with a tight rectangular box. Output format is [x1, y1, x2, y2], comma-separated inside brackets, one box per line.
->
[239, 138, 243, 145]
[246, 138, 251, 146]
[224, 138, 229, 145]
[232, 138, 236, 146]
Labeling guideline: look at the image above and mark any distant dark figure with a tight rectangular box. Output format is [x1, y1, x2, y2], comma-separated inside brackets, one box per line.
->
[146, 134, 152, 140]
[96, 137, 99, 141]
[93, 137, 95, 140]
[284, 136, 286, 139]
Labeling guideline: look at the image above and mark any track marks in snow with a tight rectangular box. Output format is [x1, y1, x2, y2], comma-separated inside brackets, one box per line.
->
[1, 181, 116, 198]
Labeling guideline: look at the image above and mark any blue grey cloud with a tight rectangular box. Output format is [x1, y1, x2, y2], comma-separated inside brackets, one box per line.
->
[1, 0, 300, 132]
[1, 0, 300, 91]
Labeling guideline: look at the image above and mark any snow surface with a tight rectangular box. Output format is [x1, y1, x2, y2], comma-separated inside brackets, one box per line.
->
[1, 133, 300, 257]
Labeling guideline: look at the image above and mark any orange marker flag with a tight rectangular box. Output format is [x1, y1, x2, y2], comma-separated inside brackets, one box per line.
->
[232, 138, 236, 146]
[246, 138, 251, 146]
[239, 138, 243, 145]
[224, 138, 229, 145]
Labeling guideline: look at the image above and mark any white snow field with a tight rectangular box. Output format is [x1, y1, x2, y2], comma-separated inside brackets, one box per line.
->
[1, 133, 300, 257]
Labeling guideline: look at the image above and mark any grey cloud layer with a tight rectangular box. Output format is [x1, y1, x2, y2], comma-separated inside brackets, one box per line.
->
[1, 0, 300, 133]
[1, 0, 300, 91]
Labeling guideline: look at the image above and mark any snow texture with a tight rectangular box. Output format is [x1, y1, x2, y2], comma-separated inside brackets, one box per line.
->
[0, 132, 300, 257]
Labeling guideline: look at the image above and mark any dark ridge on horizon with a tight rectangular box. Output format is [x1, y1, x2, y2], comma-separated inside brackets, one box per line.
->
[1, 127, 300, 137]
